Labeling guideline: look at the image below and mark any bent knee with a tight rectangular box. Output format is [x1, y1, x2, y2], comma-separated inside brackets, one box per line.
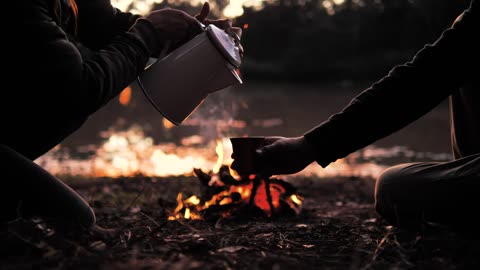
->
[374, 163, 432, 229]
[374, 164, 415, 221]
[375, 166, 404, 204]
[81, 206, 96, 228]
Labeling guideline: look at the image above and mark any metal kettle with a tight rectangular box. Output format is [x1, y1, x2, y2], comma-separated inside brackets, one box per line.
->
[137, 22, 243, 126]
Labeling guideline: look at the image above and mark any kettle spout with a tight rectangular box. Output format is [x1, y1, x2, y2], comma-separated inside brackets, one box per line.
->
[205, 63, 243, 94]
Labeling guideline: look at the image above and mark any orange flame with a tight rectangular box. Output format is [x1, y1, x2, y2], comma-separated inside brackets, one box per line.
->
[119, 86, 132, 106]
[165, 137, 304, 220]
[167, 147, 304, 220]
[173, 193, 184, 214]
[213, 140, 224, 174]
[168, 177, 304, 220]
[185, 195, 200, 205]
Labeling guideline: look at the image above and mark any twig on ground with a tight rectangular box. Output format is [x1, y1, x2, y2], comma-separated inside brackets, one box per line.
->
[139, 211, 161, 227]
[121, 185, 147, 217]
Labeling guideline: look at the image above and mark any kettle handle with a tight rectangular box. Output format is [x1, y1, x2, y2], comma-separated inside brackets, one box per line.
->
[195, 18, 240, 46]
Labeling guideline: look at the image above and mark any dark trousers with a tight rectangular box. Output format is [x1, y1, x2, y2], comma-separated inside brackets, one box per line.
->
[0, 117, 95, 228]
[375, 85, 480, 231]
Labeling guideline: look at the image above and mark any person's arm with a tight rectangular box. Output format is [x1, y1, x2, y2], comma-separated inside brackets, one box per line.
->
[75, 0, 142, 49]
[304, 0, 478, 168]
[16, 0, 159, 115]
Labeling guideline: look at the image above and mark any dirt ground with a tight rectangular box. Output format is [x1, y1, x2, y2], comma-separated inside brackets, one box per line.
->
[1, 175, 479, 270]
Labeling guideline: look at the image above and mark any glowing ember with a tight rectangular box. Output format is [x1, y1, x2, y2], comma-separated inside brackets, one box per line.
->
[167, 165, 304, 221]
[164, 137, 303, 220]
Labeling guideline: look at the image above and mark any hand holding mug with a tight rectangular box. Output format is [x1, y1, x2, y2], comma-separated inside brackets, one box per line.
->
[230, 137, 266, 175]
[231, 136, 316, 176]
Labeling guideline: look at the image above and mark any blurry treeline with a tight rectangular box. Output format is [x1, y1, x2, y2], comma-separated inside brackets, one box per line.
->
[157, 0, 471, 82]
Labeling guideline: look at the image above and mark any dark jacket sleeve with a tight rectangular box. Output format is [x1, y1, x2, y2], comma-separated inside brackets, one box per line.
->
[75, 0, 142, 49]
[303, 0, 478, 168]
[12, 0, 160, 116]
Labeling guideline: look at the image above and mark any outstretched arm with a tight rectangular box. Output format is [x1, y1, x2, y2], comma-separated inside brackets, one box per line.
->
[304, 0, 478, 167]
[231, 0, 478, 176]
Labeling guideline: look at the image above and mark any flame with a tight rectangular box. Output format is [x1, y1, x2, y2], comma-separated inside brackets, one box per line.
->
[85, 129, 305, 221]
[166, 143, 305, 221]
[168, 192, 204, 220]
[119, 86, 132, 106]
[290, 194, 303, 205]
[229, 167, 240, 179]
[184, 208, 191, 219]
[173, 193, 184, 214]
[235, 186, 251, 199]
[213, 140, 224, 174]
[243, 23, 249, 29]
[212, 138, 236, 176]
[168, 175, 304, 221]
[185, 195, 200, 205]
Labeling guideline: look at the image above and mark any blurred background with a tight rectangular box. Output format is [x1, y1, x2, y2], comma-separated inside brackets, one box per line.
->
[36, 0, 471, 179]
[116, 0, 469, 82]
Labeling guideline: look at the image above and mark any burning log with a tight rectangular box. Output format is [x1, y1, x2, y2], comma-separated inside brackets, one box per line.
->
[168, 165, 304, 221]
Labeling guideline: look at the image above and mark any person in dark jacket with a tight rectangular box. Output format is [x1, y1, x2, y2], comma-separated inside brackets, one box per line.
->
[0, 0, 240, 231]
[232, 0, 479, 232]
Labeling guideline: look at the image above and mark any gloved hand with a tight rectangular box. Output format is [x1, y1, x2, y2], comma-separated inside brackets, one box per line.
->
[231, 136, 316, 176]
[142, 2, 243, 56]
[141, 5, 204, 54]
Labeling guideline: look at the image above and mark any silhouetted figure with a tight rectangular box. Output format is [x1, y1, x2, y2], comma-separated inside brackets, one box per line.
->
[233, 0, 479, 232]
[0, 0, 237, 232]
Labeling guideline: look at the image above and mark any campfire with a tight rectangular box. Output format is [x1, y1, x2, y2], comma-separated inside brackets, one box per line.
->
[167, 141, 304, 221]
[167, 166, 303, 221]
[34, 124, 405, 220]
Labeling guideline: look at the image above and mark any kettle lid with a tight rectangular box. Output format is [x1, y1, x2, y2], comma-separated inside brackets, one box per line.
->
[206, 25, 242, 68]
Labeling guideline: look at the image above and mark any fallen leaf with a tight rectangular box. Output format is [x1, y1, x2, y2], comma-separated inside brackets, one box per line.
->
[89, 241, 106, 252]
[216, 246, 249, 253]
